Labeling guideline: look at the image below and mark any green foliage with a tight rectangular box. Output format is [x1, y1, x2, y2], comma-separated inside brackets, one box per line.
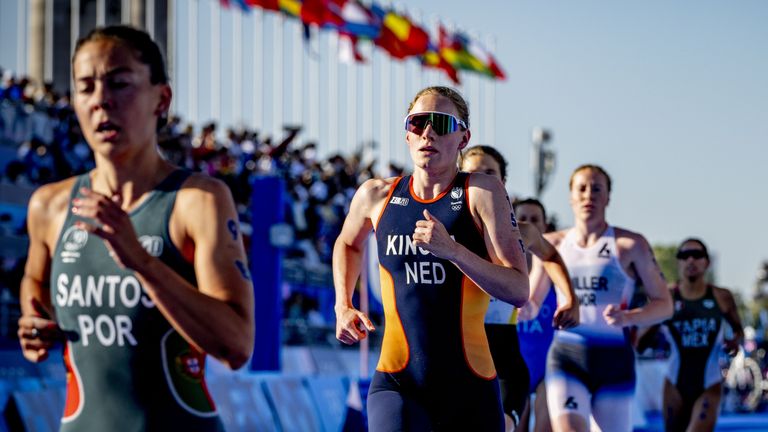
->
[652, 244, 678, 284]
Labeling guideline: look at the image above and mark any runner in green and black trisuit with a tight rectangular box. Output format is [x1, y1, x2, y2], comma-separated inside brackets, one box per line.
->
[17, 25, 254, 431]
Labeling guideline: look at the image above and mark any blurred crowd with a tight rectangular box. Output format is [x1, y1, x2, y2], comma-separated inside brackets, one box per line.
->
[2, 67, 768, 349]
[0, 67, 398, 335]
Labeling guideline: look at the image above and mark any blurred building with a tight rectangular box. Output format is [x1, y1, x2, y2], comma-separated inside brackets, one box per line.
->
[1, 0, 168, 95]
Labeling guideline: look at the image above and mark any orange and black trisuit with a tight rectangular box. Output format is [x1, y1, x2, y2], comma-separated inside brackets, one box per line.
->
[369, 172, 504, 432]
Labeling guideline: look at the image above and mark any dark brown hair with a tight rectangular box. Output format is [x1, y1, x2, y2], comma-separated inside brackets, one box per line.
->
[460, 145, 507, 181]
[569, 164, 612, 192]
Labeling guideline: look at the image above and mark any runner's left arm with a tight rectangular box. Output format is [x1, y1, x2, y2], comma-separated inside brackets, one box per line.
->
[73, 177, 255, 369]
[604, 234, 672, 327]
[716, 287, 744, 355]
[414, 175, 529, 306]
[521, 224, 578, 329]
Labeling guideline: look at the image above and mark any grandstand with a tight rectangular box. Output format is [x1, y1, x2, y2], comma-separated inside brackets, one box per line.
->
[2, 1, 768, 431]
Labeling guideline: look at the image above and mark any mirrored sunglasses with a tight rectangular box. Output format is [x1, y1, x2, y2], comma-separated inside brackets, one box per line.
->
[404, 111, 468, 136]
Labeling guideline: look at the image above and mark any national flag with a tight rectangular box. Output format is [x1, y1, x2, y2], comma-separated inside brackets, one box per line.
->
[246, 0, 279, 10]
[438, 24, 506, 80]
[330, 0, 381, 63]
[338, 34, 366, 63]
[278, 0, 302, 18]
[370, 3, 429, 60]
[301, 0, 345, 27]
[438, 25, 488, 75]
[330, 0, 381, 39]
[422, 41, 460, 84]
[465, 37, 506, 80]
[231, 0, 251, 11]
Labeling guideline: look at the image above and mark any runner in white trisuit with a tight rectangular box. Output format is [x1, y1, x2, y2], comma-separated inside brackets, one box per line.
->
[532, 164, 672, 432]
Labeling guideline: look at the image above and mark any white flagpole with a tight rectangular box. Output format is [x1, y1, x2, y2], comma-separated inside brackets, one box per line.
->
[44, 0, 53, 82]
[329, 30, 339, 155]
[488, 35, 497, 147]
[212, 1, 221, 125]
[347, 53, 357, 157]
[96, 0, 105, 26]
[292, 19, 302, 128]
[273, 14, 284, 137]
[254, 8, 264, 129]
[233, 6, 243, 125]
[70, 0, 80, 95]
[121, 0, 130, 24]
[309, 30, 320, 145]
[188, 0, 198, 125]
[167, 0, 175, 114]
[364, 43, 374, 174]
[380, 51, 390, 176]
[146, 0, 155, 37]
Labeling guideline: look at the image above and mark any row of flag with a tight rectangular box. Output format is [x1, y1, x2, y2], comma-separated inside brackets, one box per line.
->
[219, 0, 506, 85]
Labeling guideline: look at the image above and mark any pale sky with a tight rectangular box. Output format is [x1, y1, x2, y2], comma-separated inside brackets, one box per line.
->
[417, 0, 768, 297]
[2, 0, 766, 297]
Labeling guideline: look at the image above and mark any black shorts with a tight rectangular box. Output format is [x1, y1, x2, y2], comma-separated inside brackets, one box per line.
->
[486, 323, 530, 419]
[546, 337, 635, 394]
[367, 370, 504, 432]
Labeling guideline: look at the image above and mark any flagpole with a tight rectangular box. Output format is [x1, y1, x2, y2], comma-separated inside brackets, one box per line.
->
[309, 28, 320, 147]
[70, 0, 79, 96]
[380, 47, 391, 177]
[212, 0, 221, 126]
[488, 34, 497, 147]
[292, 18, 302, 129]
[254, 8, 263, 130]
[427, 14, 438, 89]
[167, 0, 175, 115]
[96, 0, 105, 26]
[146, 0, 155, 37]
[44, 0, 53, 82]
[233, 4, 243, 126]
[121, 0, 129, 24]
[274, 14, 284, 137]
[349, 53, 357, 157]
[365, 43, 374, 175]
[396, 58, 406, 165]
[188, 0, 198, 125]
[329, 30, 339, 156]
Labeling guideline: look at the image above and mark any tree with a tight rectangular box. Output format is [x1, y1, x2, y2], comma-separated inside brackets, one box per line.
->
[652, 244, 678, 285]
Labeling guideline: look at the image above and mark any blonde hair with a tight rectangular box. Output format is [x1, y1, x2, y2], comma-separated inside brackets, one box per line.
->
[407, 86, 469, 128]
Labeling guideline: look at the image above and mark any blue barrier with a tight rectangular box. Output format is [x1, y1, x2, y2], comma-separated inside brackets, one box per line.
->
[250, 176, 285, 371]
[310, 347, 349, 375]
[5, 368, 768, 432]
[207, 374, 278, 432]
[0, 380, 11, 432]
[262, 375, 323, 432]
[305, 375, 349, 432]
[0, 350, 39, 381]
[0, 346, 382, 431]
[9, 387, 65, 432]
[335, 349, 379, 379]
[282, 346, 318, 375]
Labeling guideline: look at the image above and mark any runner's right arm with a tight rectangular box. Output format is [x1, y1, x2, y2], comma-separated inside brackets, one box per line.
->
[522, 225, 578, 329]
[333, 179, 390, 345]
[18, 184, 67, 362]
